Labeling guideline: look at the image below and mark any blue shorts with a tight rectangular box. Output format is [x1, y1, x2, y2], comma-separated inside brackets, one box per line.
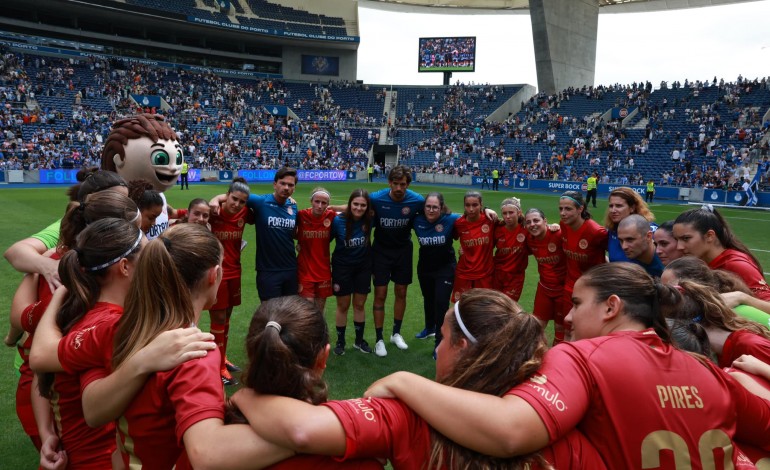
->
[371, 244, 413, 286]
[256, 269, 298, 301]
[332, 261, 372, 297]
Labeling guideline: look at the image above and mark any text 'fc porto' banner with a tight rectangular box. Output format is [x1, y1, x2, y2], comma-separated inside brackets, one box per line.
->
[238, 170, 348, 182]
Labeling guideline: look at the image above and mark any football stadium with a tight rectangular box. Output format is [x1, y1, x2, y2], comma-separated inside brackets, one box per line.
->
[1, 0, 770, 467]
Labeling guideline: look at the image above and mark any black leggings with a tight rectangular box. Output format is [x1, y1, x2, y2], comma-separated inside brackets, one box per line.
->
[418, 270, 454, 345]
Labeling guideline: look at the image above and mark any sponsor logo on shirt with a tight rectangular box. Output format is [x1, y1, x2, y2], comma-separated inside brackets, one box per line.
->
[419, 235, 446, 246]
[267, 216, 295, 229]
[527, 374, 567, 411]
[73, 326, 97, 350]
[350, 398, 377, 422]
[380, 218, 410, 228]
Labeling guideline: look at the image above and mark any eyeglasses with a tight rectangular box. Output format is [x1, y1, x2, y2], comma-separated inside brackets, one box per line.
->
[425, 205, 441, 211]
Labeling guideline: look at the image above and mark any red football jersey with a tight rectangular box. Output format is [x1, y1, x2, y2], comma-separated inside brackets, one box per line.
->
[719, 329, 770, 369]
[560, 219, 607, 292]
[494, 224, 530, 274]
[527, 229, 567, 289]
[117, 351, 224, 470]
[210, 206, 254, 280]
[324, 397, 606, 470]
[507, 329, 770, 469]
[51, 302, 122, 468]
[454, 214, 494, 280]
[710, 249, 770, 301]
[296, 208, 335, 283]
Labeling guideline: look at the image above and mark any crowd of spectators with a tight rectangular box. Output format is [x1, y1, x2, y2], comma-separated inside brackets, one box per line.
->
[1, 45, 768, 189]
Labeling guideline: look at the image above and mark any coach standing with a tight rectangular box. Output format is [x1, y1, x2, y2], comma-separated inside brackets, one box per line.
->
[368, 165, 425, 357]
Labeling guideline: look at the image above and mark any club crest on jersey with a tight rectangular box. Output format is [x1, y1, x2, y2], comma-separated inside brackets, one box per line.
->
[481, 224, 490, 233]
[402, 207, 411, 215]
[435, 224, 444, 233]
[287, 207, 294, 215]
[578, 239, 588, 250]
[323, 218, 332, 227]
[237, 218, 244, 228]
[548, 243, 557, 253]
[516, 233, 526, 243]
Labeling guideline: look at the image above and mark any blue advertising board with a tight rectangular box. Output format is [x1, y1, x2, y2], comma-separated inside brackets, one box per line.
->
[238, 170, 348, 182]
[471, 178, 680, 199]
[39, 169, 80, 184]
[177, 169, 201, 183]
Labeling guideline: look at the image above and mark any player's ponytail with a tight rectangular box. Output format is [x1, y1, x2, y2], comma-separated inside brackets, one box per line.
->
[241, 296, 329, 405]
[39, 218, 143, 399]
[58, 191, 138, 252]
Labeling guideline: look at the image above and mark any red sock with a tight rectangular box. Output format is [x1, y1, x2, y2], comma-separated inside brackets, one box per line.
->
[221, 317, 231, 370]
[210, 320, 226, 370]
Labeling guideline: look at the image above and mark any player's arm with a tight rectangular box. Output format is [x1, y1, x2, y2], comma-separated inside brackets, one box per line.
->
[329, 204, 347, 212]
[33, 374, 68, 470]
[4, 237, 61, 292]
[6, 273, 38, 346]
[167, 203, 178, 219]
[183, 420, 295, 470]
[721, 291, 770, 315]
[29, 287, 67, 372]
[229, 388, 346, 455]
[81, 328, 216, 427]
[733, 355, 770, 382]
[208, 194, 228, 215]
[364, 371, 548, 457]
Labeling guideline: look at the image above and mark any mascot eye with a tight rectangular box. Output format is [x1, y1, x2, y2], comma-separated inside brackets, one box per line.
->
[152, 150, 170, 166]
[176, 151, 183, 165]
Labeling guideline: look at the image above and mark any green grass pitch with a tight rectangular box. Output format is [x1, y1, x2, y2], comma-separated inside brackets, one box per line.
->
[1, 181, 769, 467]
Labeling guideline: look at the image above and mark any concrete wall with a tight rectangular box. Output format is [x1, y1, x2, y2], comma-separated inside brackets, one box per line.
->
[485, 84, 537, 123]
[529, 0, 598, 94]
[282, 47, 358, 82]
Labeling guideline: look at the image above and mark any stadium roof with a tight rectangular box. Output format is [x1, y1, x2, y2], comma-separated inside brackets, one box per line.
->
[360, 0, 760, 14]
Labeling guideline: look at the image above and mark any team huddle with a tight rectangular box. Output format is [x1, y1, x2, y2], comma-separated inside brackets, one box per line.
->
[4, 114, 770, 469]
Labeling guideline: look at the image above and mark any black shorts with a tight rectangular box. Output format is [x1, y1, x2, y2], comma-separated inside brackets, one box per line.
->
[256, 269, 298, 301]
[332, 262, 372, 297]
[372, 244, 413, 286]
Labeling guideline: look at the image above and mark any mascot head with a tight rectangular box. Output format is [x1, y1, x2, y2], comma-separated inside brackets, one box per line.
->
[101, 114, 182, 192]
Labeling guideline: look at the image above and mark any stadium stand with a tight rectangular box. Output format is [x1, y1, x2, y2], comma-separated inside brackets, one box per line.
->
[1, 44, 768, 189]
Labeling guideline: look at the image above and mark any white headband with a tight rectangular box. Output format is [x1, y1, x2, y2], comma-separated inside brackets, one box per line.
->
[83, 229, 143, 272]
[454, 302, 477, 344]
[310, 190, 331, 201]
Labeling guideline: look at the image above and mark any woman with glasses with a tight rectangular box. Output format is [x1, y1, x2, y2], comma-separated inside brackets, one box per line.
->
[412, 192, 460, 357]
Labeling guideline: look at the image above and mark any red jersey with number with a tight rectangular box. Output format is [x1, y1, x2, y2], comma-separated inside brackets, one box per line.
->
[710, 249, 770, 301]
[507, 329, 770, 469]
[527, 229, 567, 289]
[117, 350, 224, 470]
[52, 302, 122, 468]
[494, 224, 530, 274]
[296, 209, 335, 283]
[454, 214, 494, 280]
[211, 206, 253, 280]
[719, 329, 770, 368]
[560, 219, 607, 292]
[323, 397, 606, 470]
